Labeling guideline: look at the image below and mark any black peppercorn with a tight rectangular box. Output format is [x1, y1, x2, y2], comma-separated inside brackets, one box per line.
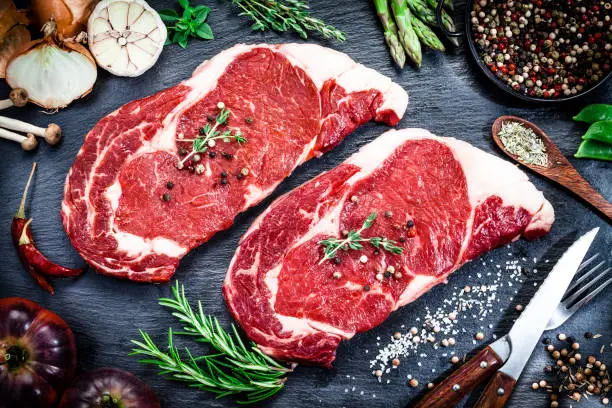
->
[221, 171, 227, 178]
[209, 151, 216, 158]
[220, 179, 228, 185]
[166, 182, 174, 189]
[179, 148, 188, 156]
[199, 127, 206, 135]
[363, 285, 370, 292]
[543, 338, 552, 345]
[162, 193, 171, 202]
[584, 332, 593, 339]
[384, 271, 392, 279]
[334, 257, 341, 265]
[407, 220, 415, 228]
[237, 173, 244, 180]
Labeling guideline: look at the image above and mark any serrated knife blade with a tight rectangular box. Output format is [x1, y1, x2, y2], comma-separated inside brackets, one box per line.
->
[496, 227, 599, 380]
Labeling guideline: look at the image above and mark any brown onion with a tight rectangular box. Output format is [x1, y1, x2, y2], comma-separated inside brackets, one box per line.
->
[5, 37, 98, 109]
[0, 1, 30, 78]
[30, 0, 98, 38]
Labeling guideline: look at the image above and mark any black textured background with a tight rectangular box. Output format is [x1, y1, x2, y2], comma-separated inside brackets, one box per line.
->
[1, 1, 611, 407]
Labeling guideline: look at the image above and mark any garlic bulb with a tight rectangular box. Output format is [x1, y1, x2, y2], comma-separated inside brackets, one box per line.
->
[6, 40, 97, 109]
[88, 0, 167, 77]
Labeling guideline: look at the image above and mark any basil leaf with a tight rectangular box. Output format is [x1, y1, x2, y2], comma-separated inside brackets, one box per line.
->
[173, 30, 189, 47]
[178, 0, 190, 9]
[194, 12, 209, 25]
[196, 23, 214, 40]
[158, 9, 179, 21]
[194, 5, 210, 23]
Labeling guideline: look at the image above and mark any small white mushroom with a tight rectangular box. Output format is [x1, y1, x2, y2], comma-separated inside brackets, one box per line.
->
[0, 88, 29, 110]
[0, 116, 62, 145]
[0, 127, 38, 151]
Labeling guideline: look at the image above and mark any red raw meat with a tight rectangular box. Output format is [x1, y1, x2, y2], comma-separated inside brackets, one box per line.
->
[61, 44, 408, 282]
[223, 128, 554, 366]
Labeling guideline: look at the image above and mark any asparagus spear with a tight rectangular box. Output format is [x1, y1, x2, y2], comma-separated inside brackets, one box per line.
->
[407, 0, 459, 46]
[373, 0, 407, 68]
[390, 0, 422, 68]
[410, 12, 445, 51]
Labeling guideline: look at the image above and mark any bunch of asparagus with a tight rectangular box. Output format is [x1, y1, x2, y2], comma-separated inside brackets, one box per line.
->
[374, 0, 456, 68]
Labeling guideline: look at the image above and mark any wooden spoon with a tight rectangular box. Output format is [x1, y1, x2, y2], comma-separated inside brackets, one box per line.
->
[492, 115, 612, 223]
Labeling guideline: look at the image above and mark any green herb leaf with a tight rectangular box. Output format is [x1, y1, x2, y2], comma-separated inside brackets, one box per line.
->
[231, 0, 345, 41]
[363, 212, 377, 229]
[318, 212, 404, 264]
[130, 281, 291, 404]
[160, 1, 214, 48]
[158, 9, 180, 21]
[196, 23, 214, 39]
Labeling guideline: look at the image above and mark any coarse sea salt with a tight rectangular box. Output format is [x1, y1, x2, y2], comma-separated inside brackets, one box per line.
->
[368, 250, 539, 384]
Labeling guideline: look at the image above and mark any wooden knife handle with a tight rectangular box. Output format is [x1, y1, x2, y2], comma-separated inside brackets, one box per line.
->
[412, 346, 504, 408]
[473, 371, 517, 408]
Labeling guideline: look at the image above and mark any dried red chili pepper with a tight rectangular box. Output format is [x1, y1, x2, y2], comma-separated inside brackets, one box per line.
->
[19, 219, 85, 277]
[13, 162, 85, 294]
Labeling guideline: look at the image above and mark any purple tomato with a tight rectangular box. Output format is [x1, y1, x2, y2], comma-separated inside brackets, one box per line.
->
[59, 367, 160, 408]
[0, 297, 77, 408]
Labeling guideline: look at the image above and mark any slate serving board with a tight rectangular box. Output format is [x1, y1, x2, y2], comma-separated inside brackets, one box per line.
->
[1, 1, 610, 407]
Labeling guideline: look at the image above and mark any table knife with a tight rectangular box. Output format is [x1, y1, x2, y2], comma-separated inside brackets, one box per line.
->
[413, 228, 599, 408]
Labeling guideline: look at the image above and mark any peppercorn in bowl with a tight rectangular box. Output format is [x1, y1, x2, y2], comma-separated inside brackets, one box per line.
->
[467, 0, 611, 102]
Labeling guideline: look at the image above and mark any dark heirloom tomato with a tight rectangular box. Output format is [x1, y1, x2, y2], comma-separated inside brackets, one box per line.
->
[0, 297, 77, 408]
[59, 368, 161, 408]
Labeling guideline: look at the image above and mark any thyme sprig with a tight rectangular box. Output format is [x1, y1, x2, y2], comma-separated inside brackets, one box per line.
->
[318, 212, 404, 265]
[179, 104, 247, 166]
[130, 282, 291, 404]
[231, 0, 345, 41]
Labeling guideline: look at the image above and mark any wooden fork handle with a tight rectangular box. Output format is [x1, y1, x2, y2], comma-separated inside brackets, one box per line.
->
[474, 371, 517, 408]
[412, 346, 504, 408]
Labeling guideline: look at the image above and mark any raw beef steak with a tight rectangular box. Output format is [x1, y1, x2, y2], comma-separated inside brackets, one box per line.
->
[61, 44, 408, 282]
[223, 128, 555, 366]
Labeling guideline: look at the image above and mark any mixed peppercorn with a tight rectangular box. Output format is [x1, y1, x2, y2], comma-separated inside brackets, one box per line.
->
[163, 102, 252, 202]
[534, 332, 610, 406]
[471, 0, 611, 99]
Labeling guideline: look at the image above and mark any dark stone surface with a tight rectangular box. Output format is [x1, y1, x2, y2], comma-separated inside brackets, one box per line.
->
[0, 1, 610, 407]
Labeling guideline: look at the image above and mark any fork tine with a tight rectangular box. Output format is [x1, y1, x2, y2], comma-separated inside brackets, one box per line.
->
[566, 275, 612, 316]
[563, 267, 611, 306]
[564, 260, 606, 296]
[577, 253, 600, 273]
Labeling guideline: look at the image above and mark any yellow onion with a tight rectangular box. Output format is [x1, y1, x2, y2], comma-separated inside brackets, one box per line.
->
[30, 0, 98, 38]
[0, 1, 30, 78]
[6, 37, 97, 109]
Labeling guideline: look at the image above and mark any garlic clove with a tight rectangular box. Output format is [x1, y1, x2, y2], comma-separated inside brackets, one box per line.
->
[88, 0, 167, 77]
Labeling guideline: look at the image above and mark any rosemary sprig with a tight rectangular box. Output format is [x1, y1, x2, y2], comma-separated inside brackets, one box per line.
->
[179, 105, 247, 166]
[318, 212, 404, 264]
[231, 0, 345, 41]
[130, 282, 291, 404]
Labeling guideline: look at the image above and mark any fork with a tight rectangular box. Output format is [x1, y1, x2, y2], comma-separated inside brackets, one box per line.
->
[546, 253, 611, 330]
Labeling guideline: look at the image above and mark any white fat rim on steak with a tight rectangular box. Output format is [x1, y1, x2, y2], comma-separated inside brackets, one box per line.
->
[226, 128, 555, 342]
[62, 44, 408, 273]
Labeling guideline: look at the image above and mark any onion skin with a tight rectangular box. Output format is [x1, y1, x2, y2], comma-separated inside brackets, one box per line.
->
[0, 1, 30, 78]
[59, 368, 161, 408]
[30, 0, 98, 38]
[0, 297, 77, 408]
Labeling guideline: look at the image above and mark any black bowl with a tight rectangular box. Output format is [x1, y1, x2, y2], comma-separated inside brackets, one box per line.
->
[462, 1, 611, 103]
